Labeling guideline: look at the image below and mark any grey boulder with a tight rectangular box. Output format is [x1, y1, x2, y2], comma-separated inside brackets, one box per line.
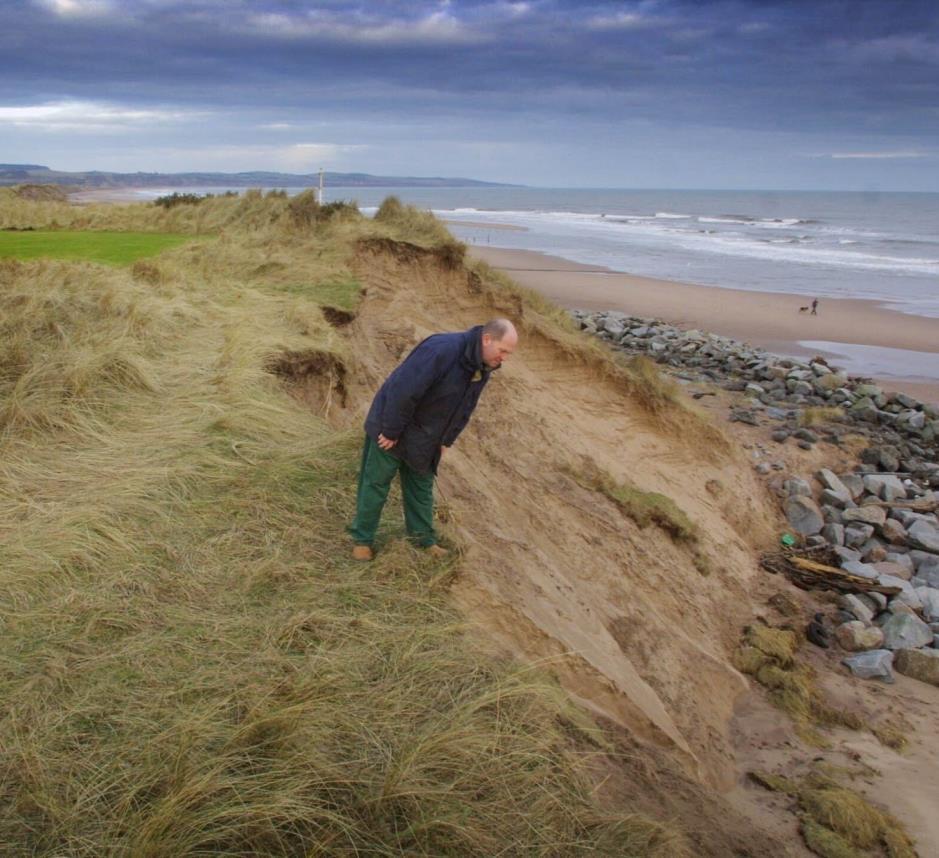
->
[894, 648, 939, 687]
[784, 496, 824, 536]
[881, 613, 934, 650]
[863, 474, 907, 502]
[816, 469, 853, 506]
[879, 518, 908, 545]
[842, 649, 894, 682]
[838, 593, 875, 625]
[835, 621, 885, 652]
[821, 523, 845, 546]
[842, 506, 888, 527]
[907, 519, 939, 554]
[917, 587, 939, 623]
[841, 560, 880, 581]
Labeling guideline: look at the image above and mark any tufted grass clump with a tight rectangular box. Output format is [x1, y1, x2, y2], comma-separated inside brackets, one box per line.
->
[373, 193, 462, 253]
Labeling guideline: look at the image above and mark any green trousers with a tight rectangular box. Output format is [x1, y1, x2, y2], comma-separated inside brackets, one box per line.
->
[348, 436, 437, 548]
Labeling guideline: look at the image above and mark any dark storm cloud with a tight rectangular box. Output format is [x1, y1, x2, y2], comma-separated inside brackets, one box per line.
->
[3, 0, 938, 137]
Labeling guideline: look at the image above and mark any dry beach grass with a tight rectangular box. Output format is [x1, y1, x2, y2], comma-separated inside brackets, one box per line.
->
[8, 187, 925, 857]
[1, 191, 699, 855]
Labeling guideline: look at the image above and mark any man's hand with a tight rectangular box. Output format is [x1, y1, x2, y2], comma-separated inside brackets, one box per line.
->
[377, 433, 397, 451]
[440, 445, 450, 455]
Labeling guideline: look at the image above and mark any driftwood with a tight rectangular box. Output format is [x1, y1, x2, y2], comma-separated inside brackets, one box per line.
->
[760, 546, 902, 595]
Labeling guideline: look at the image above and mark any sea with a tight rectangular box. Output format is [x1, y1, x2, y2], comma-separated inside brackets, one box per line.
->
[134, 185, 939, 380]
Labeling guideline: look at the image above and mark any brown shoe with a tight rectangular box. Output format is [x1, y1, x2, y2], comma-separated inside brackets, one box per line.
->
[352, 544, 374, 561]
[424, 544, 448, 559]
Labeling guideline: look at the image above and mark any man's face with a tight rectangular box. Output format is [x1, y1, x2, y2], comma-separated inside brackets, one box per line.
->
[481, 332, 517, 369]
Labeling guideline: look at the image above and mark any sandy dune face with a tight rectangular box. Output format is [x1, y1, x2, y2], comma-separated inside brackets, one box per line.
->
[339, 238, 779, 791]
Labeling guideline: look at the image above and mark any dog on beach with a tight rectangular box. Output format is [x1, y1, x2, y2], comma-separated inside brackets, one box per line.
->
[798, 306, 810, 313]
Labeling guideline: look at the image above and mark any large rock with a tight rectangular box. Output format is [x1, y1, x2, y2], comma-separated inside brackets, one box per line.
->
[820, 489, 852, 510]
[844, 524, 875, 548]
[784, 478, 812, 498]
[917, 588, 939, 623]
[842, 506, 887, 527]
[833, 546, 862, 564]
[863, 474, 907, 502]
[861, 540, 887, 563]
[841, 560, 880, 581]
[885, 552, 914, 576]
[913, 552, 939, 574]
[913, 560, 939, 589]
[838, 473, 865, 500]
[816, 469, 853, 505]
[821, 523, 845, 546]
[879, 518, 908, 545]
[907, 519, 939, 554]
[850, 397, 879, 422]
[872, 560, 912, 582]
[894, 648, 939, 687]
[784, 496, 824, 536]
[881, 613, 933, 650]
[835, 621, 885, 651]
[879, 575, 923, 610]
[842, 649, 894, 682]
[838, 593, 875, 624]
[856, 383, 884, 399]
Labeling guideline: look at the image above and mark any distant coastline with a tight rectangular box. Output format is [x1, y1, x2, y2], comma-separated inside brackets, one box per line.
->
[0, 163, 517, 191]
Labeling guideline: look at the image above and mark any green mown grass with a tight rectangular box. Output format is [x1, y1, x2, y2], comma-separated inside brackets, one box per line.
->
[0, 230, 195, 265]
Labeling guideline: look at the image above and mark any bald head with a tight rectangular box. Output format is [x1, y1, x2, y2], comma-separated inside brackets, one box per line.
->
[480, 318, 518, 369]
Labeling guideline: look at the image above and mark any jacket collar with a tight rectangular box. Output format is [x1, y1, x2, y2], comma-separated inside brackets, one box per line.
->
[462, 325, 499, 374]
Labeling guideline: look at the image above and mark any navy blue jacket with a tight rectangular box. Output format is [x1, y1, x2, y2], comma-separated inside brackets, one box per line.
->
[365, 326, 496, 475]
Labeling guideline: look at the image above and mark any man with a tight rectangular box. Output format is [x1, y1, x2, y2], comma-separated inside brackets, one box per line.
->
[349, 319, 518, 560]
[811, 298, 819, 315]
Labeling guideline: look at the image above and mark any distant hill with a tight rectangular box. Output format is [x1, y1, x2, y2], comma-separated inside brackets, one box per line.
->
[0, 164, 516, 189]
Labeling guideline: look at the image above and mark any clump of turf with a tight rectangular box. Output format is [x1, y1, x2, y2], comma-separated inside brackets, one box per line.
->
[734, 624, 863, 742]
[567, 461, 715, 578]
[571, 462, 699, 544]
[751, 770, 918, 858]
[799, 406, 845, 427]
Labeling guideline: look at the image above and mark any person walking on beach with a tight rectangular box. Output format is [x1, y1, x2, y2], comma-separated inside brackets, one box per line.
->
[349, 319, 518, 561]
[811, 298, 818, 315]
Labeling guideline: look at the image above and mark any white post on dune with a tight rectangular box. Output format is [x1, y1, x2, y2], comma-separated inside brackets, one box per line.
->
[318, 168, 325, 205]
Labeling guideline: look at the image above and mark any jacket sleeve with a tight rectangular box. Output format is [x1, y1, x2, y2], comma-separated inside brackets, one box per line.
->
[379, 339, 453, 439]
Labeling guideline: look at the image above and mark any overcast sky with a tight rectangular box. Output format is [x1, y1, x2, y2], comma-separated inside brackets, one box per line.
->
[2, 0, 938, 189]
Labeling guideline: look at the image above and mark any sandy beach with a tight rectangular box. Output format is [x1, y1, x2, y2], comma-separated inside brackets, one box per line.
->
[471, 245, 939, 405]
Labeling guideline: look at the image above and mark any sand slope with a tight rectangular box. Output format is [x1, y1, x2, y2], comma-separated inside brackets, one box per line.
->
[343, 240, 781, 793]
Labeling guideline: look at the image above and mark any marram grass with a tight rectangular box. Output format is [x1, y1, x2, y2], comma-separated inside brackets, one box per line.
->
[0, 191, 687, 856]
